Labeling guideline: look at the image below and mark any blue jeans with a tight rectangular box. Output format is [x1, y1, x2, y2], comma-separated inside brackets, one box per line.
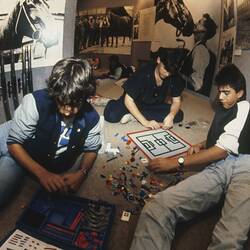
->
[130, 155, 250, 250]
[0, 121, 26, 208]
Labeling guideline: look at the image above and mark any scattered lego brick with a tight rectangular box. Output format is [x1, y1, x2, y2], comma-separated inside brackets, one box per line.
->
[121, 211, 131, 222]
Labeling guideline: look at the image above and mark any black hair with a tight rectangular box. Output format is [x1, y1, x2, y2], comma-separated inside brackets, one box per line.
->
[215, 64, 246, 100]
[47, 58, 96, 106]
[157, 47, 184, 74]
[109, 55, 122, 74]
[108, 55, 119, 63]
[203, 13, 217, 40]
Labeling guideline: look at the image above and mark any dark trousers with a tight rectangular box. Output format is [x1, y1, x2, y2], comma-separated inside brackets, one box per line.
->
[104, 96, 184, 123]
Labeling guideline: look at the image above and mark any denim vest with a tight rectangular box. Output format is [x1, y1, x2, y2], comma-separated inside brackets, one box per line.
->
[23, 89, 99, 173]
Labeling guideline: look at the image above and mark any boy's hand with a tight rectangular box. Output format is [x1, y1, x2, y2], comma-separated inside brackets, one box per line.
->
[63, 171, 87, 193]
[143, 120, 161, 129]
[188, 143, 204, 155]
[163, 114, 174, 129]
[147, 158, 177, 173]
[38, 170, 68, 194]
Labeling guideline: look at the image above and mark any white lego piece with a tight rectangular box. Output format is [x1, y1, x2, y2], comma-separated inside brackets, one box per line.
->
[140, 157, 149, 164]
[121, 211, 131, 222]
[105, 142, 120, 155]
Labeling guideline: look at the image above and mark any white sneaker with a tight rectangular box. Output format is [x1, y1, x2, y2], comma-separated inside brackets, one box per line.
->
[120, 113, 136, 124]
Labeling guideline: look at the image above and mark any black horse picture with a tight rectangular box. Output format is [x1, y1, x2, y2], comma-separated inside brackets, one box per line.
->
[152, 0, 221, 97]
[155, 0, 194, 37]
[0, 0, 65, 67]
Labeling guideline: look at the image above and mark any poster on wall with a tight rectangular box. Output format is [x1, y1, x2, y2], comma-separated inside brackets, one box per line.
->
[76, 6, 134, 55]
[236, 0, 250, 49]
[135, 7, 156, 41]
[219, 27, 236, 67]
[151, 0, 221, 97]
[223, 0, 235, 31]
[219, 0, 236, 68]
[133, 11, 140, 40]
[0, 0, 66, 70]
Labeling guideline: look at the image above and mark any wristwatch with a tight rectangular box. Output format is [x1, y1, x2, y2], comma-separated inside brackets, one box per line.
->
[177, 156, 185, 171]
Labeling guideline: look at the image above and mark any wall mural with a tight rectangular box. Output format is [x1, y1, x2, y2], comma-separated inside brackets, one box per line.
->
[219, 0, 236, 68]
[75, 6, 134, 55]
[223, 0, 235, 31]
[0, 0, 66, 70]
[133, 10, 140, 40]
[236, 0, 250, 49]
[150, 0, 221, 97]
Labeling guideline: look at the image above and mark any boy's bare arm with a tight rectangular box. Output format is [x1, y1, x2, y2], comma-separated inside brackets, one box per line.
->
[188, 140, 206, 155]
[79, 151, 97, 172]
[124, 94, 160, 129]
[148, 145, 227, 173]
[163, 96, 181, 129]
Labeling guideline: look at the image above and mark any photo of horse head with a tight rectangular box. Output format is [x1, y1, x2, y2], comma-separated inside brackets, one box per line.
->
[0, 0, 59, 51]
[155, 0, 194, 37]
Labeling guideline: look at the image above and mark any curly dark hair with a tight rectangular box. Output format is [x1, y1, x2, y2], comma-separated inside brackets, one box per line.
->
[47, 58, 96, 106]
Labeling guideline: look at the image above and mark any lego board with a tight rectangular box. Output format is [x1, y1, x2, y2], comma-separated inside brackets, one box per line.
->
[127, 128, 190, 159]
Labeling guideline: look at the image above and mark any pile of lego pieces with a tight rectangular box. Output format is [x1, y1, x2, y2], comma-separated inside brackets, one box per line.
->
[99, 134, 183, 214]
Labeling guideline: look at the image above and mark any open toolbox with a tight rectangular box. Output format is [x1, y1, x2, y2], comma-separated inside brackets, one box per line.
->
[0, 190, 115, 250]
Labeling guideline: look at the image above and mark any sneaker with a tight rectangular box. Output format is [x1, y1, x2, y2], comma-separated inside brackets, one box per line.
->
[120, 113, 136, 124]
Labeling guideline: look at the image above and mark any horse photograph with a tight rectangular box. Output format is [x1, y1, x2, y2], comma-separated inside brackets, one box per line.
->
[150, 0, 221, 97]
[76, 6, 134, 55]
[0, 0, 66, 69]
[155, 0, 194, 37]
[152, 0, 221, 50]
[236, 0, 250, 49]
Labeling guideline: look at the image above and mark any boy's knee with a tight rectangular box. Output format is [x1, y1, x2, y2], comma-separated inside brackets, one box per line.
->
[138, 196, 177, 239]
[0, 168, 24, 209]
[104, 109, 118, 123]
[104, 101, 121, 123]
[142, 195, 172, 220]
[104, 114, 119, 123]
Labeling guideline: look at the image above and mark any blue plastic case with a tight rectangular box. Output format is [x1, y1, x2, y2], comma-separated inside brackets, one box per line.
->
[1, 190, 115, 250]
